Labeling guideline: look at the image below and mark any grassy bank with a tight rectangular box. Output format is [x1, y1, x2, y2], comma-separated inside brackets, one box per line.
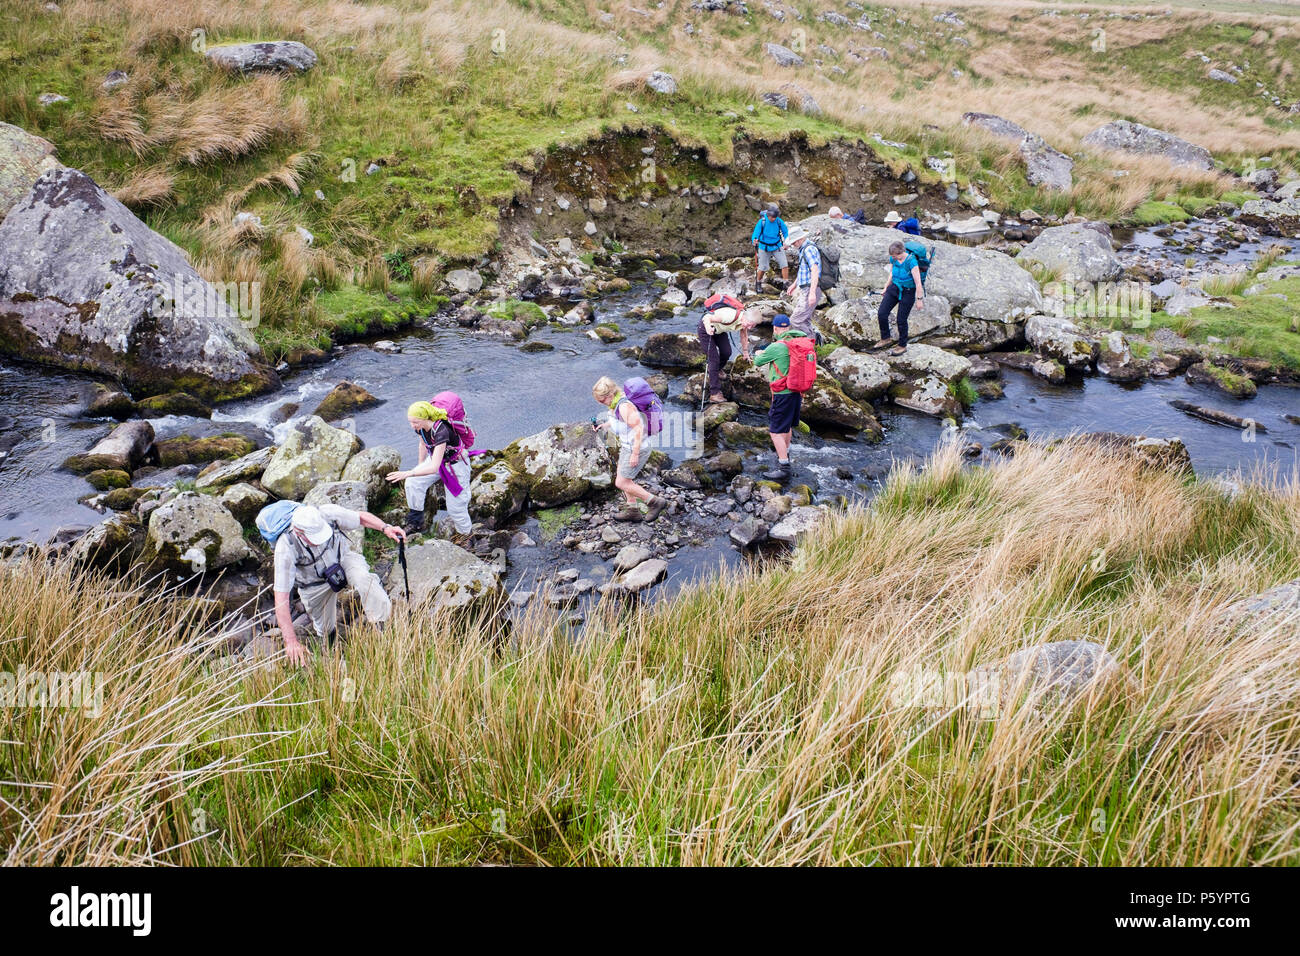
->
[5, 1, 1300, 355]
[3, 441, 1299, 865]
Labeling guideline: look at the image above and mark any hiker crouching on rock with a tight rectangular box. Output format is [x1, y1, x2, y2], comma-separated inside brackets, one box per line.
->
[783, 225, 821, 339]
[752, 313, 817, 483]
[874, 241, 925, 357]
[273, 504, 404, 667]
[699, 292, 760, 405]
[592, 376, 669, 523]
[387, 398, 473, 544]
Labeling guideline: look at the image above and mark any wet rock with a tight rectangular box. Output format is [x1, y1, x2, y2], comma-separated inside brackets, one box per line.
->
[700, 450, 743, 478]
[261, 415, 362, 500]
[85, 468, 130, 491]
[135, 391, 212, 419]
[303, 480, 370, 550]
[760, 495, 791, 523]
[63, 420, 154, 473]
[219, 482, 270, 524]
[103, 486, 149, 511]
[1237, 197, 1300, 236]
[770, 505, 828, 544]
[143, 491, 254, 576]
[205, 41, 318, 73]
[503, 422, 613, 507]
[1025, 314, 1097, 369]
[663, 459, 710, 490]
[1097, 330, 1144, 383]
[889, 374, 962, 418]
[640, 332, 706, 369]
[340, 444, 403, 509]
[390, 538, 502, 612]
[155, 433, 257, 467]
[1169, 400, 1264, 431]
[312, 381, 382, 421]
[613, 544, 651, 570]
[718, 421, 771, 448]
[1081, 120, 1213, 170]
[559, 300, 595, 325]
[611, 557, 668, 594]
[729, 515, 768, 548]
[1186, 361, 1257, 399]
[84, 386, 136, 420]
[194, 445, 275, 491]
[1018, 222, 1122, 283]
[0, 168, 274, 400]
[884, 343, 971, 383]
[698, 401, 739, 431]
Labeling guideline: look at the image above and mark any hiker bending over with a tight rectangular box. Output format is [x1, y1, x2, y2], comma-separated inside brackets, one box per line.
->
[271, 504, 403, 667]
[752, 314, 818, 483]
[874, 241, 925, 356]
[592, 376, 669, 523]
[699, 292, 760, 405]
[387, 397, 474, 544]
[751, 205, 789, 289]
[783, 226, 821, 338]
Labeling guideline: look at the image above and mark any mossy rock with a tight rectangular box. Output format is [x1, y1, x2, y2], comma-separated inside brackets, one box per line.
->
[312, 381, 383, 421]
[1187, 361, 1257, 399]
[104, 486, 150, 511]
[135, 392, 213, 419]
[156, 434, 259, 467]
[718, 421, 772, 447]
[520, 340, 555, 353]
[85, 468, 131, 491]
[789, 484, 814, 506]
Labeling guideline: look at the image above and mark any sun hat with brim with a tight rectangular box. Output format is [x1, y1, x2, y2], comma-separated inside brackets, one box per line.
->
[290, 505, 333, 546]
[783, 225, 809, 247]
[883, 211, 903, 224]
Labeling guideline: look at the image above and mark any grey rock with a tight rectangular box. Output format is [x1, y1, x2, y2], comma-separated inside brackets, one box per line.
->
[503, 422, 613, 507]
[613, 544, 652, 570]
[1082, 120, 1213, 170]
[261, 415, 362, 500]
[205, 41, 318, 74]
[194, 445, 275, 491]
[219, 482, 270, 524]
[445, 268, 483, 294]
[62, 420, 153, 473]
[1018, 222, 1122, 283]
[770, 505, 827, 543]
[1019, 134, 1073, 192]
[765, 42, 804, 67]
[646, 71, 678, 94]
[390, 538, 502, 612]
[0, 121, 61, 219]
[303, 480, 370, 550]
[144, 491, 253, 576]
[341, 445, 403, 509]
[729, 515, 768, 548]
[961, 112, 1029, 142]
[469, 459, 529, 528]
[614, 557, 668, 593]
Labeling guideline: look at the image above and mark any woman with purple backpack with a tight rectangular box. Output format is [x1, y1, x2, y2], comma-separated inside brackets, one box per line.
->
[386, 393, 476, 544]
[592, 376, 670, 523]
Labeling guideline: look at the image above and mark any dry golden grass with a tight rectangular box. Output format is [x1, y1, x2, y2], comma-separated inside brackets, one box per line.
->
[110, 165, 176, 209]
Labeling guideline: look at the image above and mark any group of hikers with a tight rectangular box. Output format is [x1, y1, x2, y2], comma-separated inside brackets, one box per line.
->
[262, 208, 933, 664]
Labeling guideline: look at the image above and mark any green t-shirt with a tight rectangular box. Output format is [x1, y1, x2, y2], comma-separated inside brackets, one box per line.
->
[753, 330, 805, 396]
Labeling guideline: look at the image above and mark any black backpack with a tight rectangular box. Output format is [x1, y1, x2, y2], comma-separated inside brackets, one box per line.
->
[814, 242, 840, 292]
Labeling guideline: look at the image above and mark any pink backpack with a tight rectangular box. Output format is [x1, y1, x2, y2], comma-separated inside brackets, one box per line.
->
[430, 391, 477, 449]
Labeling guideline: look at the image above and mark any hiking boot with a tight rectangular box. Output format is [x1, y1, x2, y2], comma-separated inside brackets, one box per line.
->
[871, 337, 896, 352]
[707, 392, 727, 405]
[403, 509, 425, 535]
[763, 462, 792, 482]
[612, 505, 643, 522]
[643, 495, 669, 523]
[449, 531, 472, 549]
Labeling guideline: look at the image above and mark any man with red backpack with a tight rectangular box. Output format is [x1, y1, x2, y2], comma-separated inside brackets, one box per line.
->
[698, 291, 760, 404]
[385, 393, 476, 544]
[752, 313, 818, 482]
[592, 375, 670, 523]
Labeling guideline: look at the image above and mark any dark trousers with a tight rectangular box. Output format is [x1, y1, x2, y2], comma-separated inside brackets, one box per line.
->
[697, 321, 733, 392]
[878, 283, 916, 347]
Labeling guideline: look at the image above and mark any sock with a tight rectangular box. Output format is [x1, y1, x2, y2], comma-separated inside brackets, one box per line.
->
[778, 458, 790, 465]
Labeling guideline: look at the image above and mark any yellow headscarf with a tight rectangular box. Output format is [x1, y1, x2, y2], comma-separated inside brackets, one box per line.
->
[407, 400, 448, 422]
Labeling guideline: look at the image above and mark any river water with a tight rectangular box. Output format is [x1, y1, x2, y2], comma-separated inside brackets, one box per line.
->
[1, 227, 1297, 598]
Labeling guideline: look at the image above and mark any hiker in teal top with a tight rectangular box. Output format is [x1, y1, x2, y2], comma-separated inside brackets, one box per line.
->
[874, 240, 925, 356]
[752, 314, 806, 482]
[750, 205, 789, 289]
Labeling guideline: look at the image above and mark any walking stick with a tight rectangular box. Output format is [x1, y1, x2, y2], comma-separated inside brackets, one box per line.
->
[398, 536, 411, 604]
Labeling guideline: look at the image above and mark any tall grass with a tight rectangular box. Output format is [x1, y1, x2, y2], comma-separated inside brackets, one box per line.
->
[4, 442, 1299, 865]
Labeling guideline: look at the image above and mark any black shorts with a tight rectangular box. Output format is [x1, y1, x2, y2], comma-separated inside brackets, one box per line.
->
[768, 391, 802, 434]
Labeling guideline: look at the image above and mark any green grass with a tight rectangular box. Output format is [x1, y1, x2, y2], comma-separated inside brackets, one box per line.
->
[1129, 200, 1192, 225]
[1148, 274, 1300, 371]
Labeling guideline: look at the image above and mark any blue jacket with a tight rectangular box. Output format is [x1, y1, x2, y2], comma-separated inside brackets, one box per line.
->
[751, 214, 788, 251]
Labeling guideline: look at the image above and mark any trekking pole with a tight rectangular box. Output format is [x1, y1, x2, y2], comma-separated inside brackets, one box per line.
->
[398, 536, 411, 604]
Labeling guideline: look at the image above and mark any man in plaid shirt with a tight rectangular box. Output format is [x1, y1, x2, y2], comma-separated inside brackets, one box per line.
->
[783, 225, 820, 338]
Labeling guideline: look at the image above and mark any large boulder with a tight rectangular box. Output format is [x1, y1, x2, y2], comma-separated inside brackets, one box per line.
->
[1218, 578, 1300, 636]
[0, 168, 276, 400]
[205, 41, 318, 74]
[801, 379, 883, 437]
[503, 423, 613, 507]
[260, 415, 362, 500]
[817, 293, 953, 346]
[961, 112, 1029, 141]
[303, 480, 370, 550]
[1081, 120, 1213, 170]
[218, 482, 270, 524]
[1025, 314, 1097, 369]
[63, 420, 154, 473]
[1018, 222, 1123, 283]
[770, 505, 828, 544]
[1019, 134, 1073, 192]
[797, 216, 1043, 322]
[822, 347, 893, 402]
[0, 121, 60, 219]
[68, 513, 137, 572]
[889, 374, 962, 418]
[884, 343, 972, 384]
[390, 538, 502, 613]
[469, 459, 530, 528]
[143, 491, 254, 575]
[340, 445, 402, 509]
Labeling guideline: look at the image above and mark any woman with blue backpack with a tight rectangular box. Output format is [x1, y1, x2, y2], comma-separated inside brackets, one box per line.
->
[874, 240, 926, 356]
[592, 375, 670, 523]
[386, 393, 476, 543]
